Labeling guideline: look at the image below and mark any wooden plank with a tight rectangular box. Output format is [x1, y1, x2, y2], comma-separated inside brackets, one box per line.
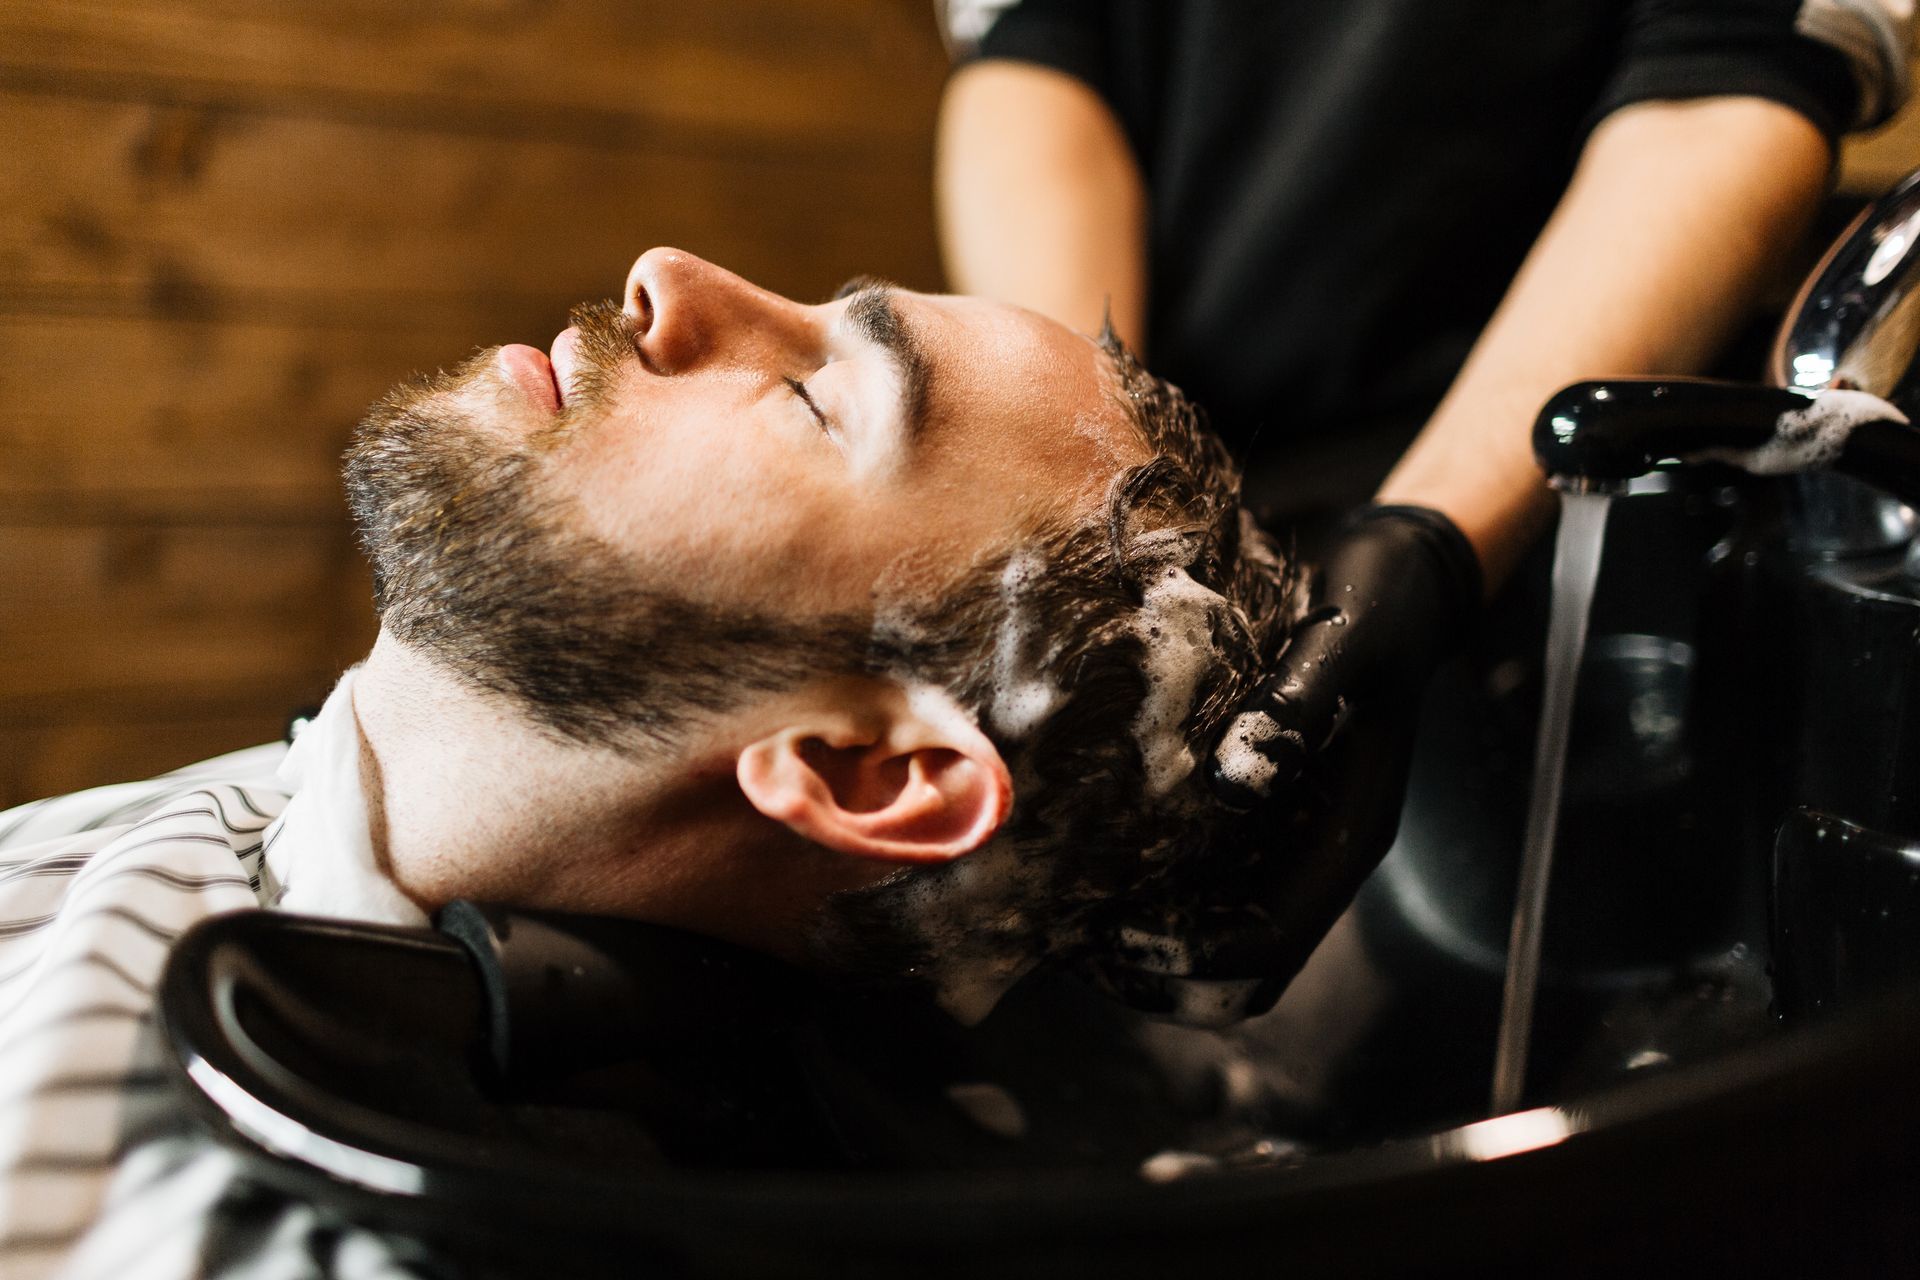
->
[0, 524, 360, 712]
[0, 313, 545, 520]
[0, 548, 392, 806]
[2, 710, 298, 810]
[1841, 103, 1920, 196]
[331, 558, 379, 669]
[0, 0, 948, 811]
[0, 90, 942, 324]
[0, 0, 948, 154]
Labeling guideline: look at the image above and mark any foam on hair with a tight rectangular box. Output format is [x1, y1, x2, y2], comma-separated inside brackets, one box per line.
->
[983, 551, 1066, 741]
[1129, 558, 1233, 797]
[813, 340, 1306, 1020]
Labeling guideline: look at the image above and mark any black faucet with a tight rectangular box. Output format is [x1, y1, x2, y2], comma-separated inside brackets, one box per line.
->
[1531, 378, 1920, 502]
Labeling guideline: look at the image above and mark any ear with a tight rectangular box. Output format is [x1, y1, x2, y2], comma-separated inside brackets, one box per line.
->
[735, 687, 1012, 864]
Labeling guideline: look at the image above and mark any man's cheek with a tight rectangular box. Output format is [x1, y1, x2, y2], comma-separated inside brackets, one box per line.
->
[715, 508, 886, 615]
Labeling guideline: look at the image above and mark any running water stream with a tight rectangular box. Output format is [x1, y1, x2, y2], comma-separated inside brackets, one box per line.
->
[1489, 490, 1613, 1115]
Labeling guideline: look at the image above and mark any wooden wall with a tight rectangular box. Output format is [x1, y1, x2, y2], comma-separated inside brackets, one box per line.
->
[1, 5, 1915, 808]
[0, 0, 950, 807]
[1840, 86, 1920, 196]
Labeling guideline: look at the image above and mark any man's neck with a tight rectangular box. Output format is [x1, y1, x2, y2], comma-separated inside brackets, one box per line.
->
[349, 631, 846, 959]
[355, 633, 664, 898]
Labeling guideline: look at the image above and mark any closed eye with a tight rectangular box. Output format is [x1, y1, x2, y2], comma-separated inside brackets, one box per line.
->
[784, 376, 832, 433]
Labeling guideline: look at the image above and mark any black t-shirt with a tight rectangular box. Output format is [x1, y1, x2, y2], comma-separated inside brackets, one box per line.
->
[955, 0, 1905, 493]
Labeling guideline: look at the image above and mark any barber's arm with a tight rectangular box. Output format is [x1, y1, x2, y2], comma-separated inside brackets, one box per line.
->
[941, 73, 1836, 593]
[1375, 95, 1832, 591]
[936, 59, 1148, 351]
[1216, 96, 1833, 819]
[1194, 98, 1836, 1000]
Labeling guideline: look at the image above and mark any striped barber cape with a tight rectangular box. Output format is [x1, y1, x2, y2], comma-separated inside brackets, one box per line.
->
[0, 670, 446, 1279]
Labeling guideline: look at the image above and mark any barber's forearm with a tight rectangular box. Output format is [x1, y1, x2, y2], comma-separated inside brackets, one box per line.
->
[1375, 96, 1832, 590]
[935, 60, 1149, 350]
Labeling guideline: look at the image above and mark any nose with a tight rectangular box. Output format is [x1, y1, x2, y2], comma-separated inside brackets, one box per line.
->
[623, 247, 818, 374]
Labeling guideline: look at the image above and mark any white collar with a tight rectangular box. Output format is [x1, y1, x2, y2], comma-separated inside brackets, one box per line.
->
[266, 666, 430, 927]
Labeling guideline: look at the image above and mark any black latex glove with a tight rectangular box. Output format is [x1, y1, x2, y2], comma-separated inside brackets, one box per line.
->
[1092, 504, 1482, 1025]
[1207, 503, 1483, 812]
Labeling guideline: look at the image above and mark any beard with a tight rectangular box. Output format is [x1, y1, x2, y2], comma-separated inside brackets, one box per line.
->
[353, 298, 637, 462]
[341, 300, 876, 755]
[344, 297, 648, 625]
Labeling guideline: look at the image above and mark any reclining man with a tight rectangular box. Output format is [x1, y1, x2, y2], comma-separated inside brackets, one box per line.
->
[0, 248, 1317, 1275]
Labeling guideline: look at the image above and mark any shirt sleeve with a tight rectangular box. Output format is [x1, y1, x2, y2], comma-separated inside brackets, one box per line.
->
[1596, 0, 1916, 140]
[939, 0, 1112, 98]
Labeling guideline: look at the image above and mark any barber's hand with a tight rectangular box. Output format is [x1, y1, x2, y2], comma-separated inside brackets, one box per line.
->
[1091, 505, 1481, 1026]
[1208, 503, 1482, 812]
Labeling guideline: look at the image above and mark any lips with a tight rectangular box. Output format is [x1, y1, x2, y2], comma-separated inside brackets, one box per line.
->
[497, 343, 560, 413]
[549, 327, 581, 405]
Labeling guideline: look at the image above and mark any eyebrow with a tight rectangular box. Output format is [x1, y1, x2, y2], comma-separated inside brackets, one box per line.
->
[836, 281, 932, 439]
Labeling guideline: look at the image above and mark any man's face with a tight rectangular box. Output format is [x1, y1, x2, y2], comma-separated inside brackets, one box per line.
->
[460, 248, 1143, 619]
[349, 251, 1278, 1007]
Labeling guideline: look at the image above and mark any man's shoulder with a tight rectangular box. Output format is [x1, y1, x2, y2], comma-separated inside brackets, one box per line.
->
[0, 740, 296, 990]
[0, 743, 291, 856]
[0, 743, 294, 1272]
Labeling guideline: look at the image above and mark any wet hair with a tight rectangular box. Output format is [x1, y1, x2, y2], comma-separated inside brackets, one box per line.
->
[345, 319, 1301, 980]
[811, 336, 1303, 981]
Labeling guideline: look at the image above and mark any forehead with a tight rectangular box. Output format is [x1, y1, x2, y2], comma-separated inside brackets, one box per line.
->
[908, 293, 1143, 488]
